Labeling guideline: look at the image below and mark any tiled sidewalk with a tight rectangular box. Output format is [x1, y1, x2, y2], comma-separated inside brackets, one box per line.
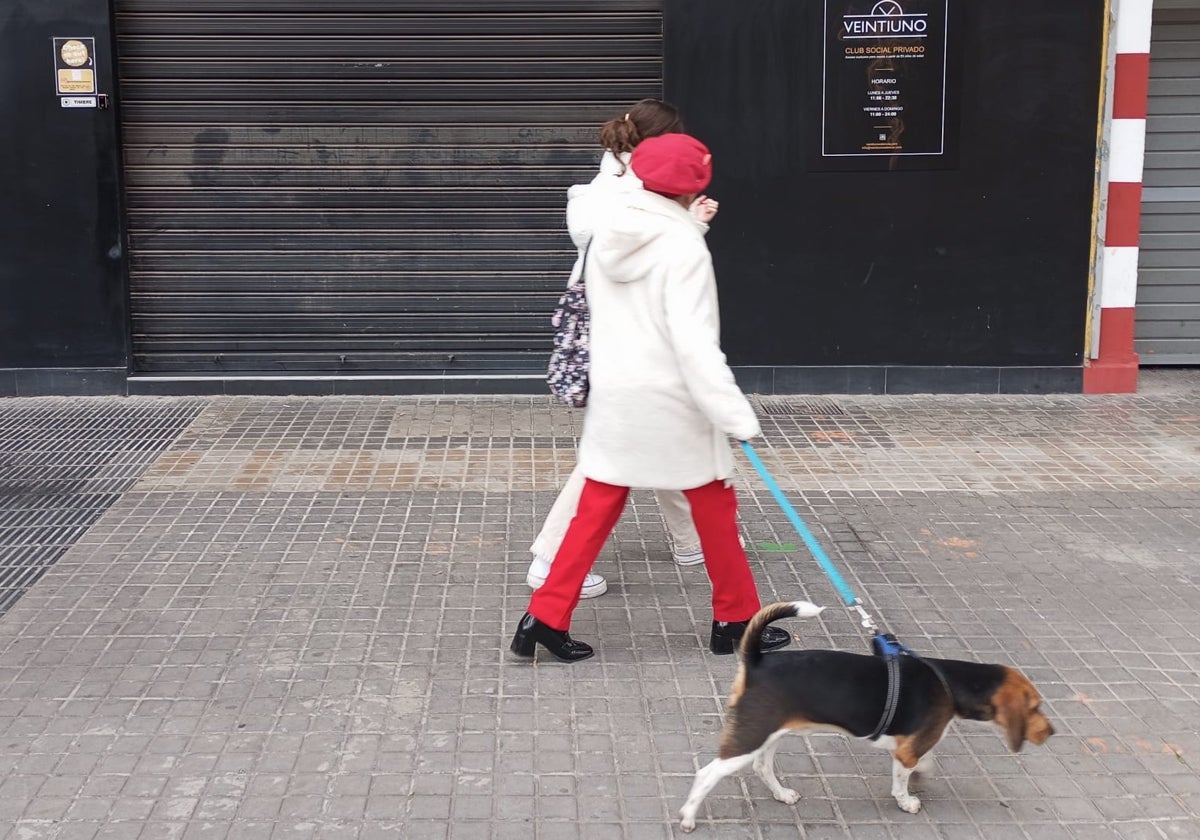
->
[0, 371, 1198, 839]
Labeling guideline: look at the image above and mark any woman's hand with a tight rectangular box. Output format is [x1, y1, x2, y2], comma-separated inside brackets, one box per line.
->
[689, 194, 719, 224]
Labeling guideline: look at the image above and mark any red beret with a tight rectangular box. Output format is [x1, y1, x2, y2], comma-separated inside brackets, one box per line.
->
[631, 133, 713, 198]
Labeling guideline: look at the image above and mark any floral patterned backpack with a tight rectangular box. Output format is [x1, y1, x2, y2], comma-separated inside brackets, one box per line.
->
[546, 243, 592, 408]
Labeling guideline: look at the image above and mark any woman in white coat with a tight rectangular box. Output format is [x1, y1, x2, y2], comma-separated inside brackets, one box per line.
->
[511, 133, 790, 663]
[527, 100, 721, 600]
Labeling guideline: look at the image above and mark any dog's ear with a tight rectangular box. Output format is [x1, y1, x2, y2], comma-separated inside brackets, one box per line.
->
[996, 698, 1028, 752]
[992, 670, 1033, 752]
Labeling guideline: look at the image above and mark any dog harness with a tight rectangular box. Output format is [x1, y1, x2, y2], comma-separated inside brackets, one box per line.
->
[869, 634, 907, 739]
[869, 633, 955, 740]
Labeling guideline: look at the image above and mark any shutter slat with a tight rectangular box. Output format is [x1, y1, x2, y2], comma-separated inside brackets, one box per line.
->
[115, 2, 663, 374]
[1137, 9, 1200, 363]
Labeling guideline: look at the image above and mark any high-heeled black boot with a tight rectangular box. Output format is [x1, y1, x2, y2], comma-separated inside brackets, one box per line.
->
[510, 612, 594, 662]
[709, 620, 792, 655]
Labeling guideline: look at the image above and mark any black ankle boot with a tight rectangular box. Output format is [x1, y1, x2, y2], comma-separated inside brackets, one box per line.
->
[510, 612, 594, 663]
[709, 620, 792, 655]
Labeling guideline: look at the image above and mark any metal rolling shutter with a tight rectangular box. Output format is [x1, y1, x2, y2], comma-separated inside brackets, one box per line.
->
[1138, 4, 1200, 364]
[113, 1, 663, 375]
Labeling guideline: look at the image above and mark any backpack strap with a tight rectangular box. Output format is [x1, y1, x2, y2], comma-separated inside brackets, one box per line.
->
[573, 240, 593, 291]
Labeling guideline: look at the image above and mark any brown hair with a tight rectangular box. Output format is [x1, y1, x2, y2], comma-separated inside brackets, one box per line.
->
[598, 98, 685, 174]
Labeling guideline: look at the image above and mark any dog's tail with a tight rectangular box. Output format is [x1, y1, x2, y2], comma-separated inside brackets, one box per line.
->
[741, 601, 825, 666]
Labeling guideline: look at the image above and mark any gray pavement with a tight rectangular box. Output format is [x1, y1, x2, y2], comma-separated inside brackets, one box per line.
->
[1, 369, 1199, 839]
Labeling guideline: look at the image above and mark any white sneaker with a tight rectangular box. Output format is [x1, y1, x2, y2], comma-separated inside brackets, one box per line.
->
[525, 555, 608, 599]
[671, 535, 747, 567]
[671, 546, 706, 566]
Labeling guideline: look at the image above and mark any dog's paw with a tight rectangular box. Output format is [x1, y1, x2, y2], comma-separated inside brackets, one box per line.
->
[894, 793, 922, 814]
[679, 814, 696, 833]
[774, 788, 800, 805]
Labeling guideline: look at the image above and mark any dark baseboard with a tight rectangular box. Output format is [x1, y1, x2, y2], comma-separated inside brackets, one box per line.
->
[732, 366, 1083, 395]
[2, 366, 1083, 398]
[0, 368, 128, 397]
[126, 374, 551, 397]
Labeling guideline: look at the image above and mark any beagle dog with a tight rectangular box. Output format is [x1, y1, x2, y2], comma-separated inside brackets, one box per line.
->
[680, 601, 1054, 832]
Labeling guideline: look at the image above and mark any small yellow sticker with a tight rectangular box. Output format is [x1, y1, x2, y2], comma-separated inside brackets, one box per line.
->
[57, 68, 95, 93]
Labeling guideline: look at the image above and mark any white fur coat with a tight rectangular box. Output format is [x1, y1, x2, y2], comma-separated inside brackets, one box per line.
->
[571, 184, 761, 490]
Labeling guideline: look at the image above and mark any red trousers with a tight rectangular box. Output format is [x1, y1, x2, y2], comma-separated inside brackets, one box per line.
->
[528, 478, 762, 631]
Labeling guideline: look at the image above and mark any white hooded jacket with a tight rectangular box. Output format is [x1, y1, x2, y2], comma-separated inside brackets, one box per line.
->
[574, 187, 761, 490]
[564, 151, 708, 286]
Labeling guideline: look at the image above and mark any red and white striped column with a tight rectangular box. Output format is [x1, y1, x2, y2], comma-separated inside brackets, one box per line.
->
[1085, 0, 1153, 394]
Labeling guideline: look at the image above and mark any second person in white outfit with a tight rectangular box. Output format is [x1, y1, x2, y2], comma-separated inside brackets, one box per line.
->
[527, 99, 723, 599]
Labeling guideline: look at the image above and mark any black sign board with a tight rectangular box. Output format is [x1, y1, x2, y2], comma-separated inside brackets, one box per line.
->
[816, 0, 956, 170]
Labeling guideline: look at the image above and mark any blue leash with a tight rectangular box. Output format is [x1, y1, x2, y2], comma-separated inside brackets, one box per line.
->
[739, 440, 882, 638]
[740, 441, 953, 724]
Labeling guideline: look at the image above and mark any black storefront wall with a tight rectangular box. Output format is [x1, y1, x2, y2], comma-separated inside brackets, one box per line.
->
[667, 0, 1105, 394]
[0, 0, 1105, 396]
[0, 0, 130, 396]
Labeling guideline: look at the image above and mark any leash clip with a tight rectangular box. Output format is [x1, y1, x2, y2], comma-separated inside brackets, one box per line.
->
[851, 601, 878, 634]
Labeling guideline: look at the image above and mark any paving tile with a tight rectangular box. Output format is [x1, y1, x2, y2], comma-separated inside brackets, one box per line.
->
[0, 376, 1199, 837]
